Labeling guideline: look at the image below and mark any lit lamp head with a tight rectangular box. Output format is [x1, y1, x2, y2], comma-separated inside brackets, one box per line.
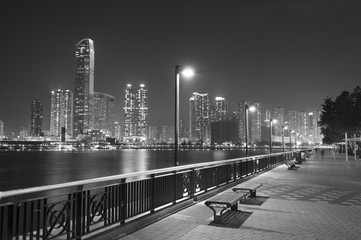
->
[265, 119, 278, 124]
[181, 68, 194, 78]
[248, 106, 256, 112]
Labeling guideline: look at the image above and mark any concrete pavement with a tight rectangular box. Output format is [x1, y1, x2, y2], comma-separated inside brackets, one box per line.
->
[109, 149, 361, 240]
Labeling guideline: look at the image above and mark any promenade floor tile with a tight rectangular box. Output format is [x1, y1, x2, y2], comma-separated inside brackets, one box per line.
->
[113, 151, 361, 240]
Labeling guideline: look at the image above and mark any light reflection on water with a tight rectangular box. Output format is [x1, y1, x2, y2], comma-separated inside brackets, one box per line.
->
[0, 149, 269, 191]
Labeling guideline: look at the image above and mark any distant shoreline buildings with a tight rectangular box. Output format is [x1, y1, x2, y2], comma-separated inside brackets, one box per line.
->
[0, 38, 323, 146]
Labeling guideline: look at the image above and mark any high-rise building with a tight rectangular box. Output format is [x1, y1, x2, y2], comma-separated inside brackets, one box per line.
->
[249, 102, 261, 143]
[287, 108, 298, 133]
[211, 118, 239, 145]
[0, 120, 3, 138]
[148, 126, 158, 143]
[273, 106, 284, 136]
[161, 125, 174, 142]
[123, 84, 148, 142]
[30, 99, 43, 137]
[136, 84, 148, 139]
[114, 122, 122, 141]
[237, 100, 246, 142]
[315, 110, 323, 144]
[50, 89, 73, 139]
[73, 38, 95, 138]
[189, 92, 210, 143]
[94, 92, 115, 137]
[298, 111, 307, 137]
[19, 127, 28, 138]
[214, 97, 227, 121]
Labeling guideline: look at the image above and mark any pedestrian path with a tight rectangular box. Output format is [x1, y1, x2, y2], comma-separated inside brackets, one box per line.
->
[108, 151, 361, 240]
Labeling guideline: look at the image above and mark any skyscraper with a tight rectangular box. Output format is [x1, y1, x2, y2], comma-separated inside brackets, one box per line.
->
[30, 99, 43, 137]
[189, 92, 210, 143]
[273, 106, 284, 136]
[136, 84, 148, 139]
[94, 92, 115, 137]
[249, 102, 261, 143]
[73, 38, 95, 138]
[237, 100, 246, 142]
[214, 97, 227, 121]
[0, 120, 3, 138]
[123, 84, 148, 142]
[50, 89, 73, 139]
[287, 108, 298, 132]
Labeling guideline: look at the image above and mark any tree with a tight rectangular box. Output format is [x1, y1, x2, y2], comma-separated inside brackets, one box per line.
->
[319, 86, 361, 144]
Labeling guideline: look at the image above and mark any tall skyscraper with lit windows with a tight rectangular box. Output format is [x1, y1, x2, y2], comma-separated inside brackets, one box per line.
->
[50, 89, 73, 139]
[189, 92, 210, 143]
[73, 38, 95, 138]
[94, 92, 115, 137]
[30, 99, 43, 137]
[214, 97, 227, 121]
[237, 100, 246, 142]
[249, 102, 261, 143]
[136, 84, 148, 139]
[273, 106, 284, 136]
[123, 84, 148, 142]
[0, 120, 3, 138]
[287, 108, 298, 132]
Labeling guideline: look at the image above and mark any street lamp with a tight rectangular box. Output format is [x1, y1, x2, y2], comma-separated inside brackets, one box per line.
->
[289, 130, 293, 151]
[282, 125, 288, 152]
[245, 103, 256, 157]
[266, 118, 277, 153]
[175, 65, 194, 166]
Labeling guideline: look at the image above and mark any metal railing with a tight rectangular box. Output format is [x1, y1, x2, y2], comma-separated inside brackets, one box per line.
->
[0, 150, 304, 239]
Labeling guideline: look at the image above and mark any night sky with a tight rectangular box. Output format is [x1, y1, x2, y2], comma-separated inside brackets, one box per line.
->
[1, 0, 361, 136]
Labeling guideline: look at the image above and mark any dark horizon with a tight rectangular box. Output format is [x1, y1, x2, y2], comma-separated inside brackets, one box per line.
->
[1, 0, 361, 135]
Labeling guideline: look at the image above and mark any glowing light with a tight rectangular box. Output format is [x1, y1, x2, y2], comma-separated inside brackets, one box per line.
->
[181, 68, 194, 78]
[249, 106, 256, 112]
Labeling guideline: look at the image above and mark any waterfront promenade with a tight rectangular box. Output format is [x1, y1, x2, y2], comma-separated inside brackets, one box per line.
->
[105, 149, 361, 240]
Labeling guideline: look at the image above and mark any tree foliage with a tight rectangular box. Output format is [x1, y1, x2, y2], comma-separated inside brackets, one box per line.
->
[319, 86, 361, 144]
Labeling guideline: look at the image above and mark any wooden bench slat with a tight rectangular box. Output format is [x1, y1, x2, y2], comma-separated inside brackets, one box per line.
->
[232, 182, 262, 197]
[205, 192, 246, 207]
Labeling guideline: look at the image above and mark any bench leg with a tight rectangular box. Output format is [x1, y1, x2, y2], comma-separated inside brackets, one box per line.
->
[231, 203, 238, 211]
[208, 206, 228, 224]
[250, 190, 256, 198]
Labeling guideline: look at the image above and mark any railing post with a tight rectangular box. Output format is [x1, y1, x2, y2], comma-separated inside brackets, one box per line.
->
[2, 204, 14, 240]
[120, 178, 127, 224]
[150, 175, 155, 213]
[173, 171, 177, 204]
[75, 185, 83, 240]
[190, 168, 195, 199]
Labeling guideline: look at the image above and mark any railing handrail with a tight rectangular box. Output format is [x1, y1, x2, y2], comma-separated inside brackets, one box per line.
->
[0, 150, 304, 200]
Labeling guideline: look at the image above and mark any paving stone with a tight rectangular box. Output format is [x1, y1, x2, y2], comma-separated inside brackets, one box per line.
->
[112, 153, 361, 240]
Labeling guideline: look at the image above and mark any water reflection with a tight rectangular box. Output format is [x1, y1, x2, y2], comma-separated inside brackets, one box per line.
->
[0, 149, 269, 191]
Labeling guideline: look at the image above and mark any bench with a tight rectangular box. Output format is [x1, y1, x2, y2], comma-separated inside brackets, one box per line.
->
[204, 191, 247, 224]
[232, 182, 262, 198]
[285, 160, 298, 170]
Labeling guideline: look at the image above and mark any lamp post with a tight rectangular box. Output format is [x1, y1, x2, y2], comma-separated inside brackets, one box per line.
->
[282, 125, 288, 152]
[175, 65, 194, 166]
[245, 104, 255, 157]
[289, 130, 293, 151]
[267, 118, 277, 153]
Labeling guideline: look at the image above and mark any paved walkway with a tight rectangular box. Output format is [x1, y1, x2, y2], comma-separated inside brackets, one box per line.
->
[112, 150, 361, 240]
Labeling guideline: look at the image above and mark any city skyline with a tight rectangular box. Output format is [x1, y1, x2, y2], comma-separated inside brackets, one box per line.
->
[1, 1, 361, 135]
